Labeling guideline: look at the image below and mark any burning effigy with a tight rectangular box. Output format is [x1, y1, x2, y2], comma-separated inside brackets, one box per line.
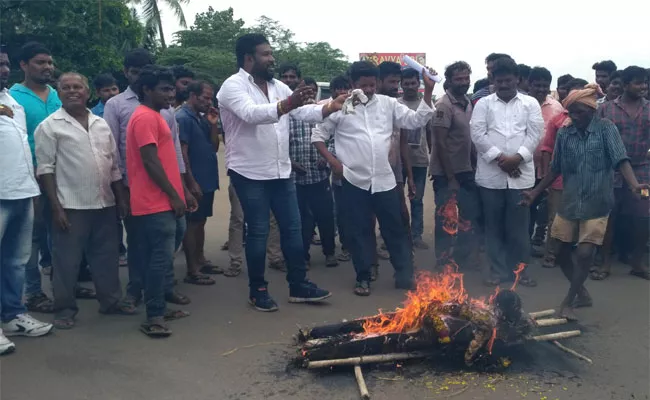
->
[295, 193, 590, 399]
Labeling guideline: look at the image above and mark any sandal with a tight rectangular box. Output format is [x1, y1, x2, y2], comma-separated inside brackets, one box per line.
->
[164, 309, 191, 321]
[140, 319, 172, 338]
[354, 281, 371, 296]
[75, 287, 96, 300]
[53, 317, 75, 330]
[224, 264, 242, 277]
[165, 291, 191, 305]
[200, 264, 224, 275]
[101, 302, 137, 315]
[542, 256, 556, 268]
[183, 274, 216, 286]
[25, 292, 54, 314]
[589, 268, 610, 280]
[119, 295, 140, 310]
[630, 269, 650, 280]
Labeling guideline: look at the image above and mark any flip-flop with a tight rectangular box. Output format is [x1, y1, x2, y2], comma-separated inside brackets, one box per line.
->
[140, 321, 172, 338]
[518, 277, 538, 287]
[164, 309, 191, 321]
[200, 264, 224, 275]
[183, 274, 216, 285]
[354, 281, 371, 296]
[165, 291, 191, 305]
[630, 269, 650, 280]
[224, 265, 242, 277]
[53, 317, 75, 330]
[589, 268, 610, 280]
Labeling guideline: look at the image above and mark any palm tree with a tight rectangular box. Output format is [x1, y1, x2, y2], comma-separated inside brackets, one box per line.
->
[130, 0, 189, 49]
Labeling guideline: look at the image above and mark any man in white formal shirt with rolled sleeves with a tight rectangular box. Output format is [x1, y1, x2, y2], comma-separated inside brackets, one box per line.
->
[470, 57, 544, 288]
[312, 61, 436, 297]
[217, 33, 346, 312]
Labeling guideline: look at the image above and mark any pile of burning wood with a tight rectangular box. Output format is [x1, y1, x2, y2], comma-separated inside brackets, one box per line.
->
[294, 266, 590, 399]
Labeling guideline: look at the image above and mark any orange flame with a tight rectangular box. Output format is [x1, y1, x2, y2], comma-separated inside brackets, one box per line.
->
[510, 263, 526, 291]
[362, 266, 471, 335]
[435, 192, 471, 236]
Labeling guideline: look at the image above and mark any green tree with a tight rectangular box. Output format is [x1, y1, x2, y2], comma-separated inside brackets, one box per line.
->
[159, 7, 349, 85]
[1, 0, 144, 82]
[130, 0, 189, 50]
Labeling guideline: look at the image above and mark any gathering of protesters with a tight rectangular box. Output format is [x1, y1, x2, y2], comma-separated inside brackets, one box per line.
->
[0, 33, 648, 352]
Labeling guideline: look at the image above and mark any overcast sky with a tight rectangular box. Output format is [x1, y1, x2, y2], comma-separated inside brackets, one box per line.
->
[161, 0, 649, 93]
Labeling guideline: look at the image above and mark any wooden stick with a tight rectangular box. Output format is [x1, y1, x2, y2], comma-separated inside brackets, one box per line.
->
[306, 351, 433, 369]
[552, 340, 593, 364]
[529, 309, 555, 319]
[354, 365, 370, 400]
[535, 318, 568, 327]
[530, 330, 581, 341]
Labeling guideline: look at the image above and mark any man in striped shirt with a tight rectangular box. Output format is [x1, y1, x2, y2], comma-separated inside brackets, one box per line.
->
[521, 84, 648, 321]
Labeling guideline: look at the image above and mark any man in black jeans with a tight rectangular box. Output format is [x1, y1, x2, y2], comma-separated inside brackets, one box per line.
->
[431, 62, 481, 268]
[290, 78, 338, 268]
[313, 61, 436, 296]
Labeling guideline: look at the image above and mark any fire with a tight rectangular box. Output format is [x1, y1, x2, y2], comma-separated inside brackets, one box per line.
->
[435, 192, 471, 236]
[510, 263, 526, 291]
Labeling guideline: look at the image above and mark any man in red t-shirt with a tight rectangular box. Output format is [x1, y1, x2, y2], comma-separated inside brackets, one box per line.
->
[126, 65, 193, 338]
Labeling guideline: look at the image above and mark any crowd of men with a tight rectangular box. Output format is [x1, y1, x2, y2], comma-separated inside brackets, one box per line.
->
[0, 34, 648, 351]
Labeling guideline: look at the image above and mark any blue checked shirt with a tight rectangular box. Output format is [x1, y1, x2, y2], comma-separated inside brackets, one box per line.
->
[289, 116, 330, 185]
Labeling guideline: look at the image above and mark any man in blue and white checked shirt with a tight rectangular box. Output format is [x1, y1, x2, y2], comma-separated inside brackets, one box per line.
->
[289, 78, 338, 268]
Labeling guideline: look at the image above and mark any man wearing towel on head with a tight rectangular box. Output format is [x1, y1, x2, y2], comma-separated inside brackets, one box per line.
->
[521, 83, 649, 321]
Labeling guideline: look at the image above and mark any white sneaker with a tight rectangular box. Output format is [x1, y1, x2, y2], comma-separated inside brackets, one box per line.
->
[2, 314, 53, 337]
[0, 331, 16, 355]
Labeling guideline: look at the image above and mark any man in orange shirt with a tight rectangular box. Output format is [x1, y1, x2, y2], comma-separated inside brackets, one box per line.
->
[126, 65, 196, 338]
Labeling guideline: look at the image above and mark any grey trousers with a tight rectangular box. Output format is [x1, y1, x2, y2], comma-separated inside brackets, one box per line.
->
[479, 187, 531, 281]
[51, 207, 122, 318]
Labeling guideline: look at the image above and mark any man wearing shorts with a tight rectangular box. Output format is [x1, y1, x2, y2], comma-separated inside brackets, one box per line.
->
[522, 84, 648, 321]
[177, 81, 221, 285]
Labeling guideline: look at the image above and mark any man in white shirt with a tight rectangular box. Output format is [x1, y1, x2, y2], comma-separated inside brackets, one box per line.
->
[0, 47, 53, 355]
[35, 73, 132, 329]
[312, 61, 436, 296]
[470, 57, 544, 287]
[217, 34, 345, 312]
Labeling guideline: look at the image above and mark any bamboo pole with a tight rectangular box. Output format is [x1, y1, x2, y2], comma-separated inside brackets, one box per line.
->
[354, 365, 370, 399]
[535, 318, 568, 327]
[306, 351, 433, 369]
[552, 340, 593, 364]
[530, 330, 581, 341]
[529, 309, 555, 319]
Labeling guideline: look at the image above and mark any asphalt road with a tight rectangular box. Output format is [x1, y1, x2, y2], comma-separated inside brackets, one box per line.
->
[2, 152, 648, 400]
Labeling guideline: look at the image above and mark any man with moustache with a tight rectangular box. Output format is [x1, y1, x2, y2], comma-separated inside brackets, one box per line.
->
[555, 74, 574, 102]
[10, 42, 61, 313]
[597, 66, 650, 281]
[470, 57, 543, 287]
[312, 61, 436, 296]
[471, 53, 514, 105]
[399, 68, 431, 250]
[604, 70, 623, 102]
[217, 34, 345, 311]
[431, 61, 481, 268]
[35, 73, 131, 329]
[592, 60, 617, 102]
[171, 65, 195, 110]
[177, 81, 221, 284]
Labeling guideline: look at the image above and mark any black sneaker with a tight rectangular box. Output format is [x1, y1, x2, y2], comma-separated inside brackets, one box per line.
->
[248, 287, 279, 312]
[288, 281, 332, 303]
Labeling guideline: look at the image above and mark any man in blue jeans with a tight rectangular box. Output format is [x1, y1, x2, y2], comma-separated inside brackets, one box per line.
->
[126, 65, 195, 337]
[217, 34, 344, 311]
[0, 47, 53, 354]
[9, 42, 61, 313]
[399, 67, 432, 250]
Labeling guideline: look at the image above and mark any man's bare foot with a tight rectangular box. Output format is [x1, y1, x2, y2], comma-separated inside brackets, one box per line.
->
[558, 306, 578, 321]
[573, 287, 593, 308]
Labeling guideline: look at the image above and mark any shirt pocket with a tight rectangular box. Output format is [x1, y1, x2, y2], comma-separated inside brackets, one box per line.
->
[586, 138, 606, 172]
